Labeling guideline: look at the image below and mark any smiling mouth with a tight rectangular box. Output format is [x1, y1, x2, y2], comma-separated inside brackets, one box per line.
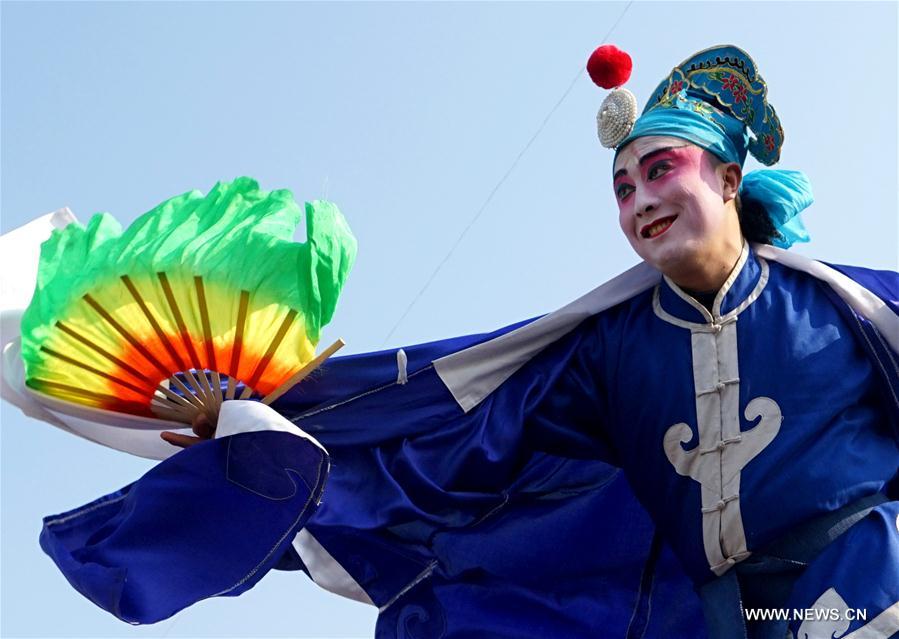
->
[641, 215, 677, 239]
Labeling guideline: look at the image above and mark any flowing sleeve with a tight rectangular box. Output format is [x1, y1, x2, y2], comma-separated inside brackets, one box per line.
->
[271, 318, 704, 639]
[39, 402, 329, 624]
[38, 318, 705, 637]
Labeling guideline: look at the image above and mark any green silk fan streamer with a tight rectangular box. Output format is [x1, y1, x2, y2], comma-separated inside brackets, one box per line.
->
[20, 177, 356, 421]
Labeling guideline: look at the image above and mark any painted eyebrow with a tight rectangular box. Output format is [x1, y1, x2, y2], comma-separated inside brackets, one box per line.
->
[613, 145, 688, 181]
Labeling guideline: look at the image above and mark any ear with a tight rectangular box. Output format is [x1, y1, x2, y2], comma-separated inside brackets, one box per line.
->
[720, 163, 742, 202]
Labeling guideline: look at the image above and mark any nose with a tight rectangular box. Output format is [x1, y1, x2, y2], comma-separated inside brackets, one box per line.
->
[633, 186, 659, 218]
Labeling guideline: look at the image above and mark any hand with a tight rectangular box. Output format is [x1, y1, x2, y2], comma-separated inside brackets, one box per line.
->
[160, 412, 216, 448]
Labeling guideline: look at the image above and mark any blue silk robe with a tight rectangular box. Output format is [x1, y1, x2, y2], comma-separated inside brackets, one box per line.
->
[39, 244, 899, 638]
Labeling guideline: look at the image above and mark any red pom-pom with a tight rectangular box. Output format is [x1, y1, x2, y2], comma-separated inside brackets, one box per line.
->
[586, 45, 632, 89]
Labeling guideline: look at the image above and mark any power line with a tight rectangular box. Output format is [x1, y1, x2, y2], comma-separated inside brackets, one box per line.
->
[381, 1, 634, 346]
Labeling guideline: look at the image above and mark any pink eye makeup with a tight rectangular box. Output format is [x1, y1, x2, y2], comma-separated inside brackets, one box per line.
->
[642, 149, 692, 178]
[612, 143, 702, 204]
[646, 160, 674, 180]
[615, 181, 635, 200]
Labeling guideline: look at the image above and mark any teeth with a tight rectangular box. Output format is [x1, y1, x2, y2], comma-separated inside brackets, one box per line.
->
[645, 218, 673, 238]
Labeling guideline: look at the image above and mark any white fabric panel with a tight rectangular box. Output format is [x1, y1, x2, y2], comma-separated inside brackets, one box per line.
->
[434, 261, 661, 412]
[842, 601, 899, 639]
[396, 348, 408, 385]
[794, 589, 899, 639]
[42, 403, 185, 460]
[215, 400, 326, 453]
[1, 209, 79, 434]
[0, 208, 76, 321]
[691, 327, 729, 572]
[291, 529, 375, 606]
[658, 251, 779, 576]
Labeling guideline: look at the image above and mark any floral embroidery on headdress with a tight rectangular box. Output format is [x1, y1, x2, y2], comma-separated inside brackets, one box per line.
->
[644, 45, 784, 165]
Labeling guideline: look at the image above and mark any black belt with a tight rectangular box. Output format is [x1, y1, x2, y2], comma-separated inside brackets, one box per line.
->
[699, 492, 889, 639]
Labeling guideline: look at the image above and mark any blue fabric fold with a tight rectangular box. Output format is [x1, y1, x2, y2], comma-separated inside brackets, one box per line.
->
[272, 320, 708, 638]
[740, 170, 814, 249]
[40, 430, 328, 624]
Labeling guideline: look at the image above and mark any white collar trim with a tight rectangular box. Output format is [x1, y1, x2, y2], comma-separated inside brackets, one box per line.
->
[436, 244, 897, 413]
[654, 243, 770, 330]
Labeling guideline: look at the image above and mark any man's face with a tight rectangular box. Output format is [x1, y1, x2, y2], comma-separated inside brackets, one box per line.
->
[612, 136, 739, 284]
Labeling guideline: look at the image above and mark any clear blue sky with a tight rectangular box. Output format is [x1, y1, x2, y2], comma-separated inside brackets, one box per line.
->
[2, 2, 896, 637]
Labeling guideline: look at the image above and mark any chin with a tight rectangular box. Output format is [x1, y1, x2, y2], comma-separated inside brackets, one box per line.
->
[637, 237, 704, 277]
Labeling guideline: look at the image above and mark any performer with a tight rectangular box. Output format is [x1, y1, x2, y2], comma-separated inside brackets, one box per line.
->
[539, 44, 899, 639]
[162, 44, 899, 638]
[6, 45, 898, 638]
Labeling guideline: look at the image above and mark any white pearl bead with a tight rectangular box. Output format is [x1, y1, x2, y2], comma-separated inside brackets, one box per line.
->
[596, 88, 637, 148]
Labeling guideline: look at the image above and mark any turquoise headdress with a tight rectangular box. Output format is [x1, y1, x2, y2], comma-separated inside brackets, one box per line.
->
[588, 44, 813, 248]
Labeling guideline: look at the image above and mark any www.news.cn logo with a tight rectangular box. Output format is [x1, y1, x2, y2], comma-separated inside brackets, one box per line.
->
[744, 608, 868, 622]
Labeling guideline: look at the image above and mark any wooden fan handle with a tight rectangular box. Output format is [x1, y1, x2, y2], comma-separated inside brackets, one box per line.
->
[261, 339, 345, 406]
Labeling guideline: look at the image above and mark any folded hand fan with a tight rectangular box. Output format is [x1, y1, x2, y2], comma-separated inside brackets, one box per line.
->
[20, 177, 356, 424]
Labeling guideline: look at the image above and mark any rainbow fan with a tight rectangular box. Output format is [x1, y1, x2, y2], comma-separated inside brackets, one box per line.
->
[20, 177, 356, 423]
